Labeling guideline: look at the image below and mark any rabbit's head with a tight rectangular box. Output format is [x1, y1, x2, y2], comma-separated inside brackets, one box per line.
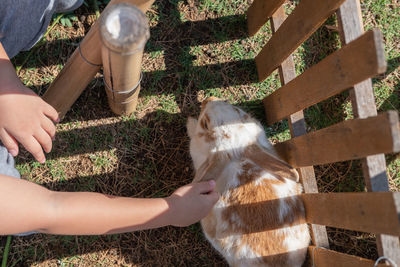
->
[191, 97, 260, 132]
[188, 97, 262, 146]
[188, 97, 299, 183]
[187, 97, 259, 168]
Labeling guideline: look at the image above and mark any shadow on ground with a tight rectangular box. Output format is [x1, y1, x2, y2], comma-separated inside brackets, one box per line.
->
[6, 107, 228, 266]
[2, 0, 256, 266]
[3, 0, 398, 265]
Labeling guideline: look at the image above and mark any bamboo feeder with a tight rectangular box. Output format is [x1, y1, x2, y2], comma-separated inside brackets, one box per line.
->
[100, 3, 149, 115]
[42, 0, 154, 119]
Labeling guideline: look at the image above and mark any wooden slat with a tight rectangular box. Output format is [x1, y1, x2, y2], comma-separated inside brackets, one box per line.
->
[337, 0, 400, 263]
[255, 0, 346, 81]
[263, 29, 386, 125]
[270, 6, 330, 248]
[303, 192, 400, 236]
[337, 0, 365, 44]
[274, 111, 400, 168]
[308, 246, 387, 267]
[246, 0, 285, 36]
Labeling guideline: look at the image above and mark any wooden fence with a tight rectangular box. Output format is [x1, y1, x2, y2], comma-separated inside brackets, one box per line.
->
[247, 0, 400, 265]
[41, 0, 399, 264]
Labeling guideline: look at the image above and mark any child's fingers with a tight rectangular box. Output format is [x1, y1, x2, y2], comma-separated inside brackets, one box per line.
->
[205, 191, 219, 204]
[33, 129, 52, 154]
[0, 128, 19, 156]
[20, 136, 46, 163]
[42, 103, 60, 123]
[195, 180, 216, 194]
[41, 116, 56, 140]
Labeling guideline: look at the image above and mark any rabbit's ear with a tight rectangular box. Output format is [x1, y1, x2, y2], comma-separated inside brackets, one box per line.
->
[244, 144, 299, 182]
[187, 117, 198, 138]
[201, 96, 220, 110]
[193, 153, 228, 183]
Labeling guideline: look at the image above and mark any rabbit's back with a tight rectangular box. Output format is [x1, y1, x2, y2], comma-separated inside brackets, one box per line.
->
[187, 98, 310, 266]
[202, 159, 309, 267]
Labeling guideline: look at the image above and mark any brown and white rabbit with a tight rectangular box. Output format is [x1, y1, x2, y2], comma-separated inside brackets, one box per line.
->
[187, 97, 310, 267]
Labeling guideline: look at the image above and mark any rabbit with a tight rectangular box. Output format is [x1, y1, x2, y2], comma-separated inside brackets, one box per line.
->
[187, 97, 310, 267]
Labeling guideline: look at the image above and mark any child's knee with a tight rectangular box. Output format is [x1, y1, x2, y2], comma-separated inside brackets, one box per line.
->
[56, 0, 84, 13]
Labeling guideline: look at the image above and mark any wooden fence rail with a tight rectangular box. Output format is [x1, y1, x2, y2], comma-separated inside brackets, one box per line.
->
[274, 111, 400, 167]
[303, 192, 400, 236]
[263, 29, 386, 125]
[308, 246, 387, 267]
[249, 0, 400, 264]
[255, 0, 346, 81]
[247, 0, 286, 36]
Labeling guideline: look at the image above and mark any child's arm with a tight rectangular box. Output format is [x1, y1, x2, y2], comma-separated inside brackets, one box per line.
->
[0, 174, 219, 235]
[0, 42, 59, 163]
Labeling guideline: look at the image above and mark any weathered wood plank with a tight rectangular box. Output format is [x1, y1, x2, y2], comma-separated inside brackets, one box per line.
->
[255, 0, 346, 81]
[303, 192, 400, 236]
[246, 0, 286, 36]
[274, 111, 400, 168]
[270, 6, 330, 248]
[263, 29, 386, 125]
[308, 246, 387, 267]
[337, 0, 400, 263]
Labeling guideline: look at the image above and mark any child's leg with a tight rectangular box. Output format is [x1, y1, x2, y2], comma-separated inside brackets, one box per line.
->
[0, 145, 37, 236]
[56, 0, 84, 13]
[0, 0, 83, 59]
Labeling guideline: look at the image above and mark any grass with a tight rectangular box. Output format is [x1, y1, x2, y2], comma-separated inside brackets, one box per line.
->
[1, 236, 11, 267]
[0, 0, 399, 266]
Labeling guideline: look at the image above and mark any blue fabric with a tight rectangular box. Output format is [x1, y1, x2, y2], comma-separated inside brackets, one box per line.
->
[0, 146, 20, 178]
[0, 0, 83, 58]
[0, 145, 38, 236]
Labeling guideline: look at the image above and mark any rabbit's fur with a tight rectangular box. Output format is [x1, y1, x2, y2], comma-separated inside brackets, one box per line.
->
[187, 97, 310, 267]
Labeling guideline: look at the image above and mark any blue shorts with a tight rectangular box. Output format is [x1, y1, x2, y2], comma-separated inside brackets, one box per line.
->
[0, 0, 83, 58]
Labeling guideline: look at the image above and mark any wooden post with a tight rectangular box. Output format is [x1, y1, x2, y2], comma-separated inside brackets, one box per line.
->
[42, 0, 154, 119]
[269, 6, 330, 248]
[336, 0, 400, 264]
[100, 3, 149, 115]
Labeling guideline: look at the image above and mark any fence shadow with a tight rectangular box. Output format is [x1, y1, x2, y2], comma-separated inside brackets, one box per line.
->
[7, 105, 304, 265]
[12, 0, 257, 115]
[6, 109, 228, 266]
[3, 1, 259, 264]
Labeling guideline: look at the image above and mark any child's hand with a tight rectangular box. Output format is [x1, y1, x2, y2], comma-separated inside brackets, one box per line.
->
[0, 44, 59, 163]
[166, 180, 219, 227]
[0, 83, 59, 163]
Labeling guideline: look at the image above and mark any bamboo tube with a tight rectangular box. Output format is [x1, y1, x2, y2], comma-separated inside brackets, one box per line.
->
[42, 0, 154, 119]
[100, 3, 149, 115]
